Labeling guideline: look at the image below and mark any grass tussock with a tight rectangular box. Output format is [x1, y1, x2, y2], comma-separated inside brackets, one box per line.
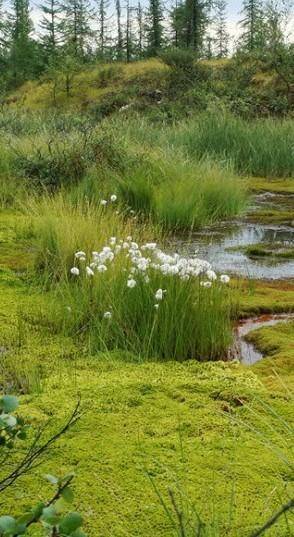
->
[25, 194, 234, 362]
[113, 112, 294, 177]
[92, 151, 246, 231]
[0, 109, 248, 229]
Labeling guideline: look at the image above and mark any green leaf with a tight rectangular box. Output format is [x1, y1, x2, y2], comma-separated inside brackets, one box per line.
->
[16, 512, 34, 526]
[14, 522, 27, 535]
[0, 396, 19, 413]
[1, 415, 17, 428]
[59, 512, 83, 534]
[44, 474, 59, 485]
[31, 502, 45, 519]
[41, 506, 59, 526]
[61, 486, 74, 504]
[0, 516, 17, 535]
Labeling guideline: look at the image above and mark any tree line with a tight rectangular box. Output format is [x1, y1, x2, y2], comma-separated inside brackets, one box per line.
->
[0, 0, 292, 88]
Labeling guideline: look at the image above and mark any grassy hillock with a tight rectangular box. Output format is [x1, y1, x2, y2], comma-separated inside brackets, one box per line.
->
[1, 57, 293, 180]
[6, 57, 285, 117]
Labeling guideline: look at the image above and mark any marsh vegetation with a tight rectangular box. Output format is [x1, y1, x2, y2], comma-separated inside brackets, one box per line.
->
[0, 1, 294, 534]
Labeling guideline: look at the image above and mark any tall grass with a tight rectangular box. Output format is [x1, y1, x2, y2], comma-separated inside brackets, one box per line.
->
[109, 112, 294, 177]
[0, 108, 248, 228]
[25, 194, 234, 362]
[113, 153, 246, 231]
[172, 113, 294, 178]
[153, 159, 246, 230]
[26, 193, 134, 284]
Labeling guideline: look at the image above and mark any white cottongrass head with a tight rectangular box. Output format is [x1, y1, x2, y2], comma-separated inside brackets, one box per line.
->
[100, 199, 108, 206]
[86, 266, 95, 277]
[103, 311, 112, 320]
[70, 267, 80, 276]
[201, 281, 212, 288]
[97, 264, 107, 273]
[206, 270, 217, 281]
[127, 278, 137, 289]
[220, 274, 230, 284]
[110, 194, 117, 202]
[75, 251, 86, 260]
[155, 289, 164, 301]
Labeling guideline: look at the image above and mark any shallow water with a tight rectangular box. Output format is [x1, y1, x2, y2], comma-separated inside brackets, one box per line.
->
[236, 314, 294, 365]
[173, 222, 294, 279]
[172, 190, 294, 279]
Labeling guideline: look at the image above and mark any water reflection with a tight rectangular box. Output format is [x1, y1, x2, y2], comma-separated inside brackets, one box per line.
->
[172, 222, 294, 279]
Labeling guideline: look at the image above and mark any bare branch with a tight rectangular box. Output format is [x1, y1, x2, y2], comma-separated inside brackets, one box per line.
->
[0, 400, 81, 493]
[250, 498, 294, 537]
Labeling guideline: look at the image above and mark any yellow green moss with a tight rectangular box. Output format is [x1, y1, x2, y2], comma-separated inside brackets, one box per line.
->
[248, 321, 294, 392]
[236, 243, 294, 260]
[246, 177, 294, 195]
[247, 209, 294, 225]
[239, 279, 294, 316]
[0, 209, 293, 536]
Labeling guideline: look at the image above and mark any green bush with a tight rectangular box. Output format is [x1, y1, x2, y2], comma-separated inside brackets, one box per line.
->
[10, 130, 127, 190]
[160, 48, 211, 91]
[12, 135, 88, 189]
[96, 64, 124, 88]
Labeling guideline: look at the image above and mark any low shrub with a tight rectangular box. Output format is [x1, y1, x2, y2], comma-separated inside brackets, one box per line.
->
[11, 134, 88, 190]
[10, 131, 127, 190]
[96, 64, 124, 88]
[160, 48, 211, 94]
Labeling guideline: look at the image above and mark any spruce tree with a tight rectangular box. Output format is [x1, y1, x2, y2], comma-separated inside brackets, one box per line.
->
[0, 0, 7, 55]
[214, 0, 229, 57]
[170, 0, 210, 54]
[145, 0, 164, 56]
[97, 0, 112, 58]
[62, 0, 93, 59]
[264, 0, 288, 50]
[0, 0, 4, 44]
[124, 0, 136, 61]
[0, 0, 8, 73]
[170, 0, 185, 47]
[137, 1, 144, 57]
[239, 0, 265, 52]
[116, 0, 123, 59]
[185, 0, 209, 53]
[8, 0, 36, 83]
[40, 0, 63, 61]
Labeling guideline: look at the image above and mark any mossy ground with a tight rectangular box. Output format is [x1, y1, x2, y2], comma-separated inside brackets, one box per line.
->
[238, 278, 294, 316]
[0, 209, 293, 536]
[246, 178, 294, 195]
[247, 209, 294, 226]
[12, 59, 168, 112]
[230, 243, 294, 260]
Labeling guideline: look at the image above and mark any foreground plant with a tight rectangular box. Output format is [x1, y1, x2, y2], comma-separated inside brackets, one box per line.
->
[61, 236, 233, 361]
[0, 396, 86, 536]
